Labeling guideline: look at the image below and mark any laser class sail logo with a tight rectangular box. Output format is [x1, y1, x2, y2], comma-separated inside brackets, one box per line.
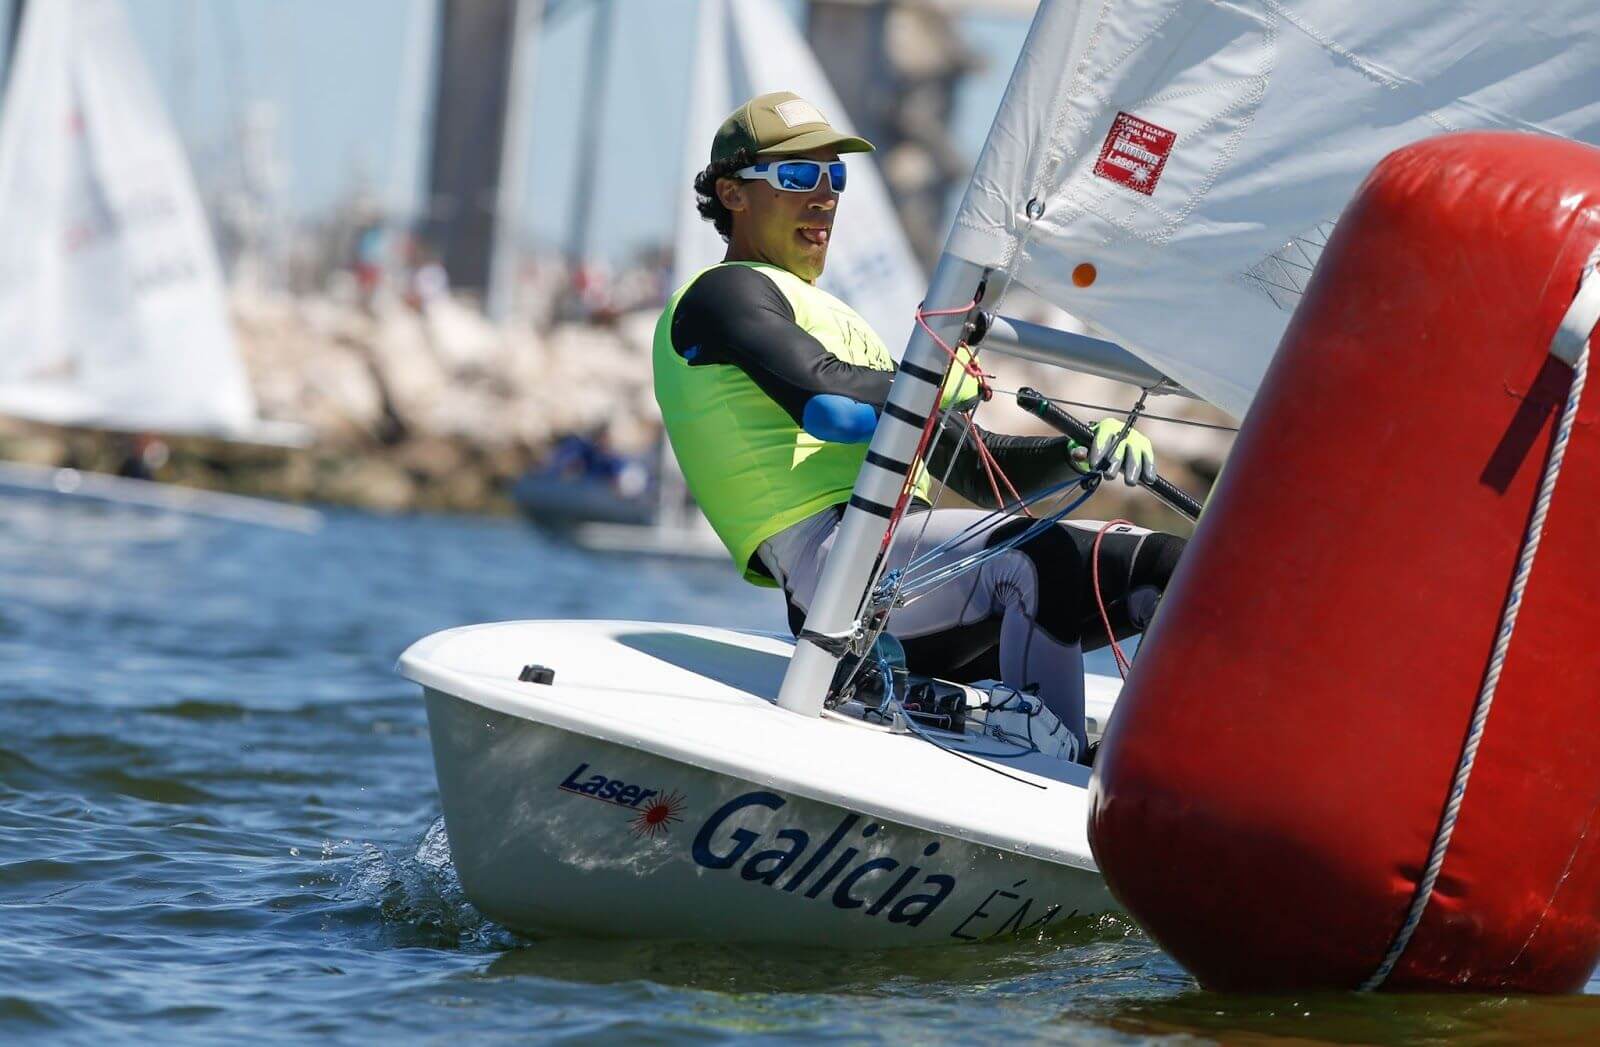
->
[558, 762, 685, 837]
[1093, 111, 1176, 196]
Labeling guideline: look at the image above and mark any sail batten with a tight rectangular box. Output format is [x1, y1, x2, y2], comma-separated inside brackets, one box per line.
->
[948, 0, 1600, 419]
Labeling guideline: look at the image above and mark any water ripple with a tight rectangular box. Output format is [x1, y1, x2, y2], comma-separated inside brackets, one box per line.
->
[3, 497, 1594, 1044]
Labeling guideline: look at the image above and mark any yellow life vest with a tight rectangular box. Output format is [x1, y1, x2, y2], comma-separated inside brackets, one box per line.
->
[653, 262, 974, 584]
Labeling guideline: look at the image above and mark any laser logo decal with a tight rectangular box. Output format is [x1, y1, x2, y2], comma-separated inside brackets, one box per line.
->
[631, 790, 686, 838]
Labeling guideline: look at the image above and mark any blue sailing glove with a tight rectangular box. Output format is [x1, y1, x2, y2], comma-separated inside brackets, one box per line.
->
[1069, 418, 1157, 486]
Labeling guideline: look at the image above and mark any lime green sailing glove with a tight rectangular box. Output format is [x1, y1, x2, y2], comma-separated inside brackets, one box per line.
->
[1068, 418, 1157, 486]
[937, 345, 985, 410]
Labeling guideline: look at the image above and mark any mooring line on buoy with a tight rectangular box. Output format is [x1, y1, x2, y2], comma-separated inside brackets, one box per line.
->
[1361, 255, 1599, 992]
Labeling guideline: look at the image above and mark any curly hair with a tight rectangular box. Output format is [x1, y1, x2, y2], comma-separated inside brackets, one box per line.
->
[693, 148, 755, 242]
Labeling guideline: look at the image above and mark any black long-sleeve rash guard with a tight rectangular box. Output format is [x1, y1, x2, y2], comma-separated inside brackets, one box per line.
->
[670, 264, 1083, 507]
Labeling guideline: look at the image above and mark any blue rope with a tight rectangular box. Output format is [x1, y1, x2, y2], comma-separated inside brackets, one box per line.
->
[903, 472, 1098, 573]
[878, 474, 1100, 604]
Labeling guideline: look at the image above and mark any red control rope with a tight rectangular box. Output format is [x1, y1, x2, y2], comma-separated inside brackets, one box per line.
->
[878, 300, 975, 554]
[1093, 518, 1135, 677]
[901, 301, 1029, 526]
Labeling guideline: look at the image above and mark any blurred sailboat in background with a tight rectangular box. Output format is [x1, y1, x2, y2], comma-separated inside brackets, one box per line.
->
[0, 0, 317, 530]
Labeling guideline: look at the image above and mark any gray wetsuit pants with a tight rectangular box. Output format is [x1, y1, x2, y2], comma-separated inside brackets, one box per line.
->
[761, 506, 1185, 753]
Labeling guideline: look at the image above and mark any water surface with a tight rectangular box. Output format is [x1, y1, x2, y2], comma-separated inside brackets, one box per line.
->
[2, 494, 1597, 1044]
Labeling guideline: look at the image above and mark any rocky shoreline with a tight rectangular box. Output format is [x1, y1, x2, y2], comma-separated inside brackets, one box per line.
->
[0, 290, 662, 515]
[0, 290, 1233, 532]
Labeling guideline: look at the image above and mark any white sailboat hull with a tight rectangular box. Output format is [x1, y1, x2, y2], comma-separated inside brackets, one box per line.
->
[401, 620, 1120, 947]
[568, 521, 729, 561]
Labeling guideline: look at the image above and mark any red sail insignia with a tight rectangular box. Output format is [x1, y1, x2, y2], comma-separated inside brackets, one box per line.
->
[1093, 112, 1176, 196]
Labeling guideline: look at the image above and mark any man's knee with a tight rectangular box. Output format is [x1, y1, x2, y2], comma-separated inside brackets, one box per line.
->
[1083, 530, 1185, 646]
[984, 520, 1088, 641]
[1131, 532, 1185, 591]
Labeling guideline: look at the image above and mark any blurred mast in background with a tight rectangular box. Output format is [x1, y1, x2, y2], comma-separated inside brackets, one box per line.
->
[2, 0, 25, 95]
[389, 0, 437, 251]
[425, 0, 522, 302]
[412, 0, 1037, 316]
[487, 0, 543, 321]
[562, 0, 614, 280]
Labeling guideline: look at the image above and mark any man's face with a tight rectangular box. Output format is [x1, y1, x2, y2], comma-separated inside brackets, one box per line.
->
[717, 147, 841, 282]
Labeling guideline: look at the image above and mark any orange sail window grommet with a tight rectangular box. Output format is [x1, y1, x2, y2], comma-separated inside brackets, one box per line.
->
[1073, 263, 1098, 287]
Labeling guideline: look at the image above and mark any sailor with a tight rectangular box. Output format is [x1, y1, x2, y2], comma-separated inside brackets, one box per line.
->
[653, 91, 1185, 756]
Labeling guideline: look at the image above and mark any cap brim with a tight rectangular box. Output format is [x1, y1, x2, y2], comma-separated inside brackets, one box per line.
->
[759, 128, 874, 157]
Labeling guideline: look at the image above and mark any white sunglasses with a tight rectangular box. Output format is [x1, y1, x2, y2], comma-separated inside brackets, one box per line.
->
[736, 159, 848, 194]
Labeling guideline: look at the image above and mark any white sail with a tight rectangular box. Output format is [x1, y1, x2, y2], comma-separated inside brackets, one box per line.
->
[947, 0, 1600, 418]
[674, 0, 734, 291]
[0, 0, 289, 441]
[675, 0, 927, 353]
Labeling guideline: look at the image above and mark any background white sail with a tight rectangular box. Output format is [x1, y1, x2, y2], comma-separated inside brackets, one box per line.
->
[946, 0, 1600, 419]
[675, 0, 926, 353]
[0, 0, 290, 441]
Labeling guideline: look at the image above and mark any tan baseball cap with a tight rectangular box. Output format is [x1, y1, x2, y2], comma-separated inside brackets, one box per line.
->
[710, 91, 874, 164]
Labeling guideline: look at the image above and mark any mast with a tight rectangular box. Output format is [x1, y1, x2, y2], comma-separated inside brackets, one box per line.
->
[390, 0, 435, 231]
[563, 0, 615, 275]
[2, 0, 25, 97]
[425, 0, 521, 298]
[776, 253, 988, 716]
[487, 0, 544, 322]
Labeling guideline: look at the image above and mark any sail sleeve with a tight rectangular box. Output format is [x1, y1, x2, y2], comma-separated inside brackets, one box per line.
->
[946, 0, 1600, 418]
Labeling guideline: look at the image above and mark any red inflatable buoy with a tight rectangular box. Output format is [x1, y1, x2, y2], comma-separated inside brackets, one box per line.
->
[1089, 132, 1600, 993]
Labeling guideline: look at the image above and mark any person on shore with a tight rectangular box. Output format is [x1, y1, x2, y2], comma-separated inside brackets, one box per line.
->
[652, 91, 1185, 758]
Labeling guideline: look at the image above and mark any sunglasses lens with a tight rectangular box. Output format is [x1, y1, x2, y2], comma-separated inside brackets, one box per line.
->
[829, 162, 847, 192]
[774, 161, 823, 191]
